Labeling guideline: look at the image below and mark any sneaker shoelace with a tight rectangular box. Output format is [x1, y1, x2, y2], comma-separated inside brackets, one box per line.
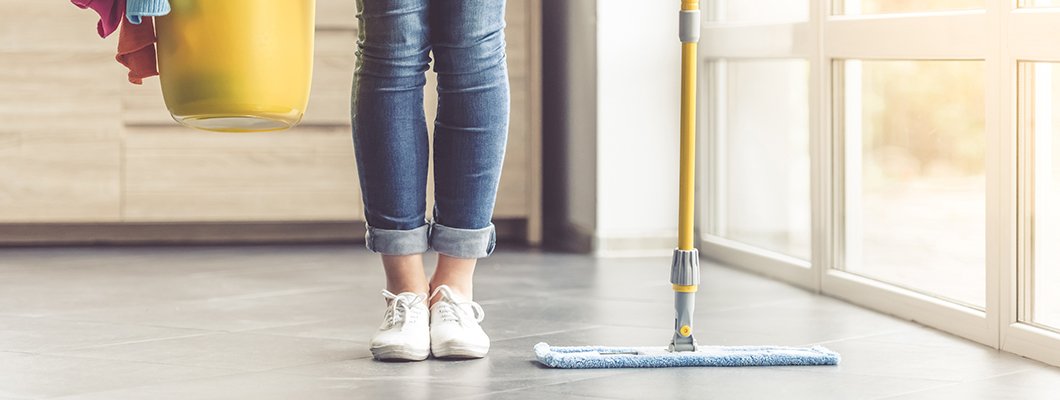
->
[431, 285, 485, 325]
[381, 290, 426, 330]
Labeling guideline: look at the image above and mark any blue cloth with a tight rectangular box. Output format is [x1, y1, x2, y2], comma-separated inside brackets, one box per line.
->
[126, 0, 170, 24]
[534, 343, 841, 369]
[352, 0, 509, 259]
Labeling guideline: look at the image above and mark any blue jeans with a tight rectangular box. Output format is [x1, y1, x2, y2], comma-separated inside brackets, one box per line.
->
[351, 0, 510, 259]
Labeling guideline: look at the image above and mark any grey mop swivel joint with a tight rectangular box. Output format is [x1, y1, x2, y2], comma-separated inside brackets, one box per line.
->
[669, 248, 700, 352]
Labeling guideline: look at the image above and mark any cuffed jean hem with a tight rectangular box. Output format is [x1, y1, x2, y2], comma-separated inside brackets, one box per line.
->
[428, 220, 497, 259]
[363, 222, 431, 255]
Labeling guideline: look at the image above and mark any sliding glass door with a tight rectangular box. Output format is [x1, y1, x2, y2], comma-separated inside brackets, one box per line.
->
[700, 0, 1060, 367]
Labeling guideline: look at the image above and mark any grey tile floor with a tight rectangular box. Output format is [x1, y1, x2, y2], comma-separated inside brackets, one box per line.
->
[0, 244, 1057, 399]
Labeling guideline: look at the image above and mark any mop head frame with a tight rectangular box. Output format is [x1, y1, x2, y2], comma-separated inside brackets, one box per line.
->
[534, 342, 840, 369]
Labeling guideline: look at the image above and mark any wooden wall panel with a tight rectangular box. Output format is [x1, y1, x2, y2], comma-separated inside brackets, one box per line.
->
[0, 53, 123, 138]
[0, 137, 122, 222]
[316, 0, 358, 31]
[122, 80, 170, 126]
[494, 1, 532, 217]
[123, 190, 360, 222]
[122, 126, 360, 222]
[0, 1, 117, 53]
[0, 2, 124, 223]
[304, 30, 358, 127]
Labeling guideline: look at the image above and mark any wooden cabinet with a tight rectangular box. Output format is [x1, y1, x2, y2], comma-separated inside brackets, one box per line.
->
[0, 0, 540, 243]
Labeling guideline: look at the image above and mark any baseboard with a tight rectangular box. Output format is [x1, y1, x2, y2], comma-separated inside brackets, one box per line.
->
[593, 232, 678, 258]
[0, 219, 528, 246]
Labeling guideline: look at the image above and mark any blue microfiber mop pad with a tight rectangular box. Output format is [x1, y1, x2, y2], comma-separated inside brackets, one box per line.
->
[534, 342, 840, 369]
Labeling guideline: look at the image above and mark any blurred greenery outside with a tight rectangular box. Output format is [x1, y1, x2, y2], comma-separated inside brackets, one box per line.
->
[853, 60, 987, 308]
[860, 61, 985, 184]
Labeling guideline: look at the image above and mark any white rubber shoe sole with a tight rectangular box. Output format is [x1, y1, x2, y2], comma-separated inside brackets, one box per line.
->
[371, 344, 429, 361]
[431, 341, 490, 359]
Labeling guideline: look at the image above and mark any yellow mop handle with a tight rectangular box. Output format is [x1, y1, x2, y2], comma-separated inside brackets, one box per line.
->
[670, 2, 702, 353]
[678, 0, 698, 251]
[669, 0, 702, 352]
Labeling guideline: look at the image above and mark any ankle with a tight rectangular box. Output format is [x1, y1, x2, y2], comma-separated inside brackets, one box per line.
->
[428, 283, 473, 306]
[381, 254, 428, 297]
[385, 279, 429, 297]
[430, 254, 477, 306]
[385, 285, 429, 297]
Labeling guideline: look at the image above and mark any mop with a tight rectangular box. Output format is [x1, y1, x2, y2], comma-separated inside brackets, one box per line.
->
[533, 0, 840, 369]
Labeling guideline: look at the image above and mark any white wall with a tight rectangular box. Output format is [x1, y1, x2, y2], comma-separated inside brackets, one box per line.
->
[594, 1, 682, 256]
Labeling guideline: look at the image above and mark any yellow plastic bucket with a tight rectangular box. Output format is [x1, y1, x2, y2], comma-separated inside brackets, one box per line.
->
[155, 0, 315, 132]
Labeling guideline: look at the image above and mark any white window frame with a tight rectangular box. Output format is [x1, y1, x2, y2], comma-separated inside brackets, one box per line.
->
[699, 0, 1060, 367]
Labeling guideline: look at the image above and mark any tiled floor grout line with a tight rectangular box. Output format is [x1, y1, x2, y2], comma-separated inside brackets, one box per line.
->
[806, 327, 920, 346]
[40, 331, 369, 365]
[39, 331, 220, 354]
[774, 364, 964, 383]
[4, 315, 236, 335]
[31, 350, 398, 400]
[871, 381, 966, 400]
[543, 294, 814, 313]
[491, 326, 607, 344]
[202, 284, 356, 301]
[0, 350, 37, 356]
[515, 370, 645, 398]
[222, 316, 385, 336]
[254, 354, 376, 377]
[871, 367, 1042, 399]
[0, 312, 53, 319]
[39, 368, 265, 400]
[450, 370, 642, 400]
[22, 312, 378, 339]
[28, 350, 249, 374]
[541, 293, 858, 318]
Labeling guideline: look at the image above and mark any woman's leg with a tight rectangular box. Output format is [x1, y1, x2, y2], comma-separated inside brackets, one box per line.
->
[427, 0, 510, 303]
[352, 0, 433, 294]
[353, 0, 435, 362]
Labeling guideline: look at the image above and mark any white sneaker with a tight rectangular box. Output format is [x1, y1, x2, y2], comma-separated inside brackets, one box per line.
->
[429, 285, 490, 359]
[369, 290, 430, 361]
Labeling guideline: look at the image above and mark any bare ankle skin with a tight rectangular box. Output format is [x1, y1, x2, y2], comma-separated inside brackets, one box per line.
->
[382, 254, 429, 299]
[429, 254, 477, 306]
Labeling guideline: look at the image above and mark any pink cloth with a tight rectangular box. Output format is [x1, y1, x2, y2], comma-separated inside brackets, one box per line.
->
[71, 0, 125, 38]
[116, 16, 159, 85]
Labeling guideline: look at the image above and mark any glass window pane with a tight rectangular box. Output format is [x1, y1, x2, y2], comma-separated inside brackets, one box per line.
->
[841, 60, 986, 308]
[709, 0, 808, 22]
[1025, 62, 1060, 331]
[709, 60, 811, 260]
[1019, 0, 1060, 7]
[838, 0, 983, 15]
